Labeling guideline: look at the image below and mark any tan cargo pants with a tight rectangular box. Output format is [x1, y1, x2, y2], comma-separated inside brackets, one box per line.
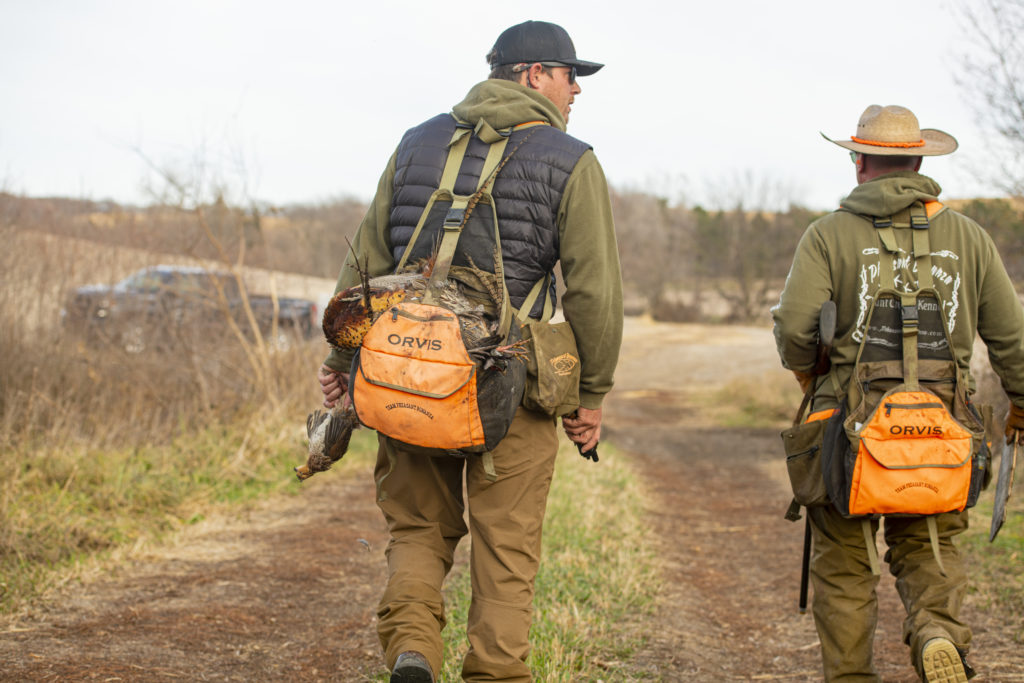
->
[373, 407, 558, 682]
[807, 505, 971, 681]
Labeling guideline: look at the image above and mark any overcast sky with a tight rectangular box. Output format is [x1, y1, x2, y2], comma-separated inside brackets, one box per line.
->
[0, 0, 995, 211]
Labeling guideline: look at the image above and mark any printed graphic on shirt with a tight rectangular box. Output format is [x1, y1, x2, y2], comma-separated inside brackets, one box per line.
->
[852, 246, 962, 345]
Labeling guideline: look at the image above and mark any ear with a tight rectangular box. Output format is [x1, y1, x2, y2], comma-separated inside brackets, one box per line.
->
[854, 152, 868, 184]
[526, 62, 546, 88]
[912, 156, 923, 172]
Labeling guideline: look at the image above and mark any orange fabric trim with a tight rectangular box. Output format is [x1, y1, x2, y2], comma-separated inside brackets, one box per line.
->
[806, 408, 838, 423]
[850, 135, 925, 148]
[924, 200, 944, 218]
[514, 120, 549, 129]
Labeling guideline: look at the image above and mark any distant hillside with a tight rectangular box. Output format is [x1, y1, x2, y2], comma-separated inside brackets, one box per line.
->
[0, 192, 367, 281]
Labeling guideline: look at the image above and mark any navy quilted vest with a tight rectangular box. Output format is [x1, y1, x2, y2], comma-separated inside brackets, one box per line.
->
[389, 113, 590, 318]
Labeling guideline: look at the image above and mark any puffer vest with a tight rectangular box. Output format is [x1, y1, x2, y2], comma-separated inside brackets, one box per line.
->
[389, 113, 591, 318]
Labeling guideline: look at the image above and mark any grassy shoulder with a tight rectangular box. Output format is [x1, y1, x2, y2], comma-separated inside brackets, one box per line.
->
[4, 399, 660, 680]
[0, 407, 382, 616]
[957, 492, 1024, 644]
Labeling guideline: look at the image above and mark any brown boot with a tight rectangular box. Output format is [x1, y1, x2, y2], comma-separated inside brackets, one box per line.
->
[390, 651, 434, 683]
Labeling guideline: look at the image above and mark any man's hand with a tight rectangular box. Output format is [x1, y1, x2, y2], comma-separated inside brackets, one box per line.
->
[1005, 404, 1024, 445]
[318, 364, 350, 409]
[562, 407, 602, 455]
[792, 369, 816, 395]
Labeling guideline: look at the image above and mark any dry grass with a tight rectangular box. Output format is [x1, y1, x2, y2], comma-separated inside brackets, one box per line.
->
[0, 220, 334, 612]
[711, 370, 805, 429]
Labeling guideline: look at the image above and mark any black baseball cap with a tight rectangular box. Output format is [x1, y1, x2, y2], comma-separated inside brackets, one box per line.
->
[489, 21, 603, 76]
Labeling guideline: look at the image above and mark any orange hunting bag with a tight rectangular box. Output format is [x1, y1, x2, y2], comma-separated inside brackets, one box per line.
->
[846, 388, 974, 515]
[352, 302, 486, 450]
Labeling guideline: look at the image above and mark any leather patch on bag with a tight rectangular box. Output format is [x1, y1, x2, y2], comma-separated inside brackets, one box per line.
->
[550, 352, 579, 376]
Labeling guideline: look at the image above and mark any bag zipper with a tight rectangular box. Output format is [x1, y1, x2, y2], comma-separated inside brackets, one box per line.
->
[389, 306, 455, 323]
[884, 401, 945, 417]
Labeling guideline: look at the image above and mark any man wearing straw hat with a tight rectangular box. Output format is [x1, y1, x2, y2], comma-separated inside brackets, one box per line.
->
[773, 104, 1024, 681]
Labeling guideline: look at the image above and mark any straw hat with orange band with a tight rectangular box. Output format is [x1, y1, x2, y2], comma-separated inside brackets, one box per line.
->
[821, 104, 958, 156]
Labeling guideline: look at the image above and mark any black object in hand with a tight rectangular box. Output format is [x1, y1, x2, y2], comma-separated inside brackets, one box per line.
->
[577, 441, 599, 462]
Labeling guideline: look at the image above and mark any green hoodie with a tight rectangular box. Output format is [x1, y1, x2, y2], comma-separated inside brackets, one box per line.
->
[324, 79, 623, 409]
[773, 171, 1024, 407]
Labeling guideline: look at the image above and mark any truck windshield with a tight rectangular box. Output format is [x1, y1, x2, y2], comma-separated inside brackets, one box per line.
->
[116, 270, 173, 293]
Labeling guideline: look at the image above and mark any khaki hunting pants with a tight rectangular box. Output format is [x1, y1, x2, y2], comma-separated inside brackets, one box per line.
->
[807, 505, 971, 682]
[373, 407, 558, 682]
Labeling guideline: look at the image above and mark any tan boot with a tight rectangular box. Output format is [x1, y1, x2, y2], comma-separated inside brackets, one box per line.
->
[921, 638, 969, 683]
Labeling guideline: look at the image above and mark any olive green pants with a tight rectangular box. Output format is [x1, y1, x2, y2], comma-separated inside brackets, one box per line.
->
[807, 505, 971, 682]
[373, 408, 558, 682]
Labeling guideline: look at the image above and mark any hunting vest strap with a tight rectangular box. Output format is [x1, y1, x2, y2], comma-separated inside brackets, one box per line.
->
[926, 514, 948, 577]
[874, 202, 936, 390]
[862, 519, 881, 576]
[477, 135, 510, 191]
[425, 134, 511, 296]
[440, 129, 472, 191]
[515, 274, 554, 323]
[395, 130, 475, 273]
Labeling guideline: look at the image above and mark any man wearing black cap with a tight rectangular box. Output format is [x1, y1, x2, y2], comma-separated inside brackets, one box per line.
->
[317, 20, 622, 682]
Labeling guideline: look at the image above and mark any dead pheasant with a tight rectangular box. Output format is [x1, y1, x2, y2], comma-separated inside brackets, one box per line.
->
[321, 255, 519, 362]
[294, 404, 360, 481]
[321, 270, 422, 349]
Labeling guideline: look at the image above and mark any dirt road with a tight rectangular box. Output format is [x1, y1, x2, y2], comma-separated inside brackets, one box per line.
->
[1, 318, 1020, 681]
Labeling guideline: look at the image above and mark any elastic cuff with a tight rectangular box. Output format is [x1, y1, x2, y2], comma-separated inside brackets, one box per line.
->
[324, 348, 354, 374]
[578, 390, 605, 410]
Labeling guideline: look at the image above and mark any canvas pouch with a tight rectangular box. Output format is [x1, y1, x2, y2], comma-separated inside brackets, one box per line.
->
[521, 320, 581, 416]
[782, 400, 836, 508]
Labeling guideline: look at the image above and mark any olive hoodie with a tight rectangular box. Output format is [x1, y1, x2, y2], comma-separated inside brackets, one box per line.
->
[325, 79, 622, 409]
[773, 171, 1024, 408]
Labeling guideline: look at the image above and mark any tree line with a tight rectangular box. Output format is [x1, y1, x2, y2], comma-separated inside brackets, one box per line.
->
[4, 189, 1024, 325]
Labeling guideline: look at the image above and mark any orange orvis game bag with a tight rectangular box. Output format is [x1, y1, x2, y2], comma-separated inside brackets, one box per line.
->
[353, 301, 489, 450]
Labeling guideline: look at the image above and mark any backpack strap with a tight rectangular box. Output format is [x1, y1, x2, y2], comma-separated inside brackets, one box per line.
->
[424, 133, 511, 292]
[395, 126, 474, 272]
[514, 273, 554, 323]
[862, 519, 881, 575]
[874, 201, 936, 391]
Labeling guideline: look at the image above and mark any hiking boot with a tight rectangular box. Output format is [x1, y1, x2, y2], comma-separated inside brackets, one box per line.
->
[390, 651, 434, 683]
[922, 638, 969, 683]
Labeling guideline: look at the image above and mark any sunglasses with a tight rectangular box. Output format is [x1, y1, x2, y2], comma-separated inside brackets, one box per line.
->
[538, 62, 578, 84]
[849, 151, 859, 164]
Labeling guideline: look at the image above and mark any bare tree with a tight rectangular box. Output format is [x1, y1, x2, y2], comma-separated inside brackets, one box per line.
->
[957, 0, 1024, 197]
[611, 189, 697, 317]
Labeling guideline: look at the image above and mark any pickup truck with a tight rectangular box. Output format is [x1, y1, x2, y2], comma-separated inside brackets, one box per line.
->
[62, 265, 320, 353]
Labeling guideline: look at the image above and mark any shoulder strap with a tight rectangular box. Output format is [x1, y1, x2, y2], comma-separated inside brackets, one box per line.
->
[874, 201, 934, 390]
[514, 273, 554, 323]
[395, 124, 475, 273]
[424, 134, 511, 292]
